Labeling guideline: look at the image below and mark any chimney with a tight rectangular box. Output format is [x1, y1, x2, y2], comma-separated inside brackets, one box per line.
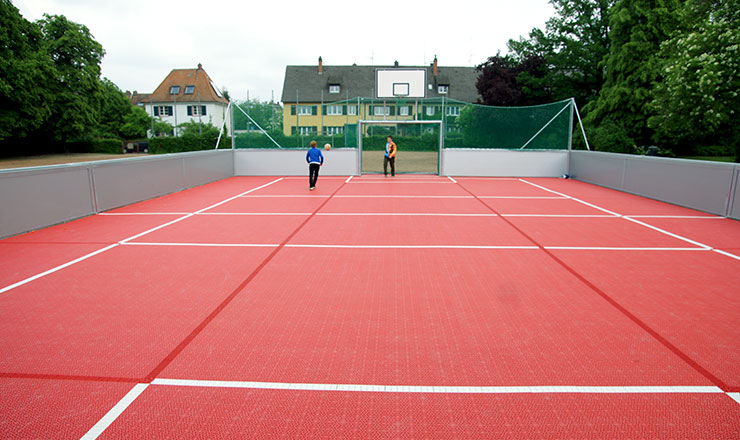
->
[394, 60, 399, 67]
[433, 55, 438, 76]
[197, 63, 202, 70]
[318, 56, 323, 74]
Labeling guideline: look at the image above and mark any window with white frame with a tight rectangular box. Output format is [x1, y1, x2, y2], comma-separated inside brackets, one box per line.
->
[348, 105, 357, 115]
[327, 105, 343, 116]
[184, 85, 195, 94]
[154, 106, 173, 117]
[292, 126, 317, 135]
[438, 85, 449, 94]
[446, 106, 460, 116]
[399, 106, 410, 116]
[426, 106, 436, 116]
[297, 105, 313, 115]
[324, 126, 343, 135]
[169, 85, 180, 95]
[329, 85, 340, 94]
[188, 105, 207, 116]
[374, 106, 390, 116]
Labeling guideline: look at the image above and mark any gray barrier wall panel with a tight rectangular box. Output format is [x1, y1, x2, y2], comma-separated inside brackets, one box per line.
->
[441, 150, 568, 177]
[0, 167, 94, 238]
[92, 157, 185, 212]
[183, 151, 234, 188]
[622, 157, 734, 216]
[568, 151, 625, 189]
[570, 151, 740, 218]
[730, 169, 740, 220]
[234, 149, 359, 176]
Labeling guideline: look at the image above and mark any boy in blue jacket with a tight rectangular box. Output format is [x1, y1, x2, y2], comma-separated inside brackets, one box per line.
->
[306, 140, 324, 190]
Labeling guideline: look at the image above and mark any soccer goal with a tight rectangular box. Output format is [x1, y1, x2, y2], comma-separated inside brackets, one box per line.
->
[357, 120, 443, 175]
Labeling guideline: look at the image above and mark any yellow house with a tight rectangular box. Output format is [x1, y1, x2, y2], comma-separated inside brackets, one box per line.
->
[280, 57, 479, 136]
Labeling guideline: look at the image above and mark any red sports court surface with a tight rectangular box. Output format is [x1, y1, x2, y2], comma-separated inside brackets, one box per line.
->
[1, 175, 739, 438]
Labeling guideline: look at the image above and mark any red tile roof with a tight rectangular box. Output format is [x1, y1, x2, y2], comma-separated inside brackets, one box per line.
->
[148, 64, 228, 104]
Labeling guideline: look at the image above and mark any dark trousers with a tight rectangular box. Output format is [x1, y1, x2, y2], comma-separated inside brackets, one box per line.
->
[384, 156, 395, 176]
[309, 163, 320, 187]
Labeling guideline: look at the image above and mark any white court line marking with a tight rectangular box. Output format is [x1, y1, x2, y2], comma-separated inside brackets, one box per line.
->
[518, 179, 714, 250]
[621, 217, 711, 250]
[198, 212, 313, 216]
[151, 378, 723, 394]
[120, 178, 284, 244]
[348, 181, 453, 184]
[283, 176, 347, 180]
[80, 383, 149, 440]
[625, 215, 724, 219]
[447, 176, 457, 184]
[501, 214, 616, 218]
[333, 195, 474, 199]
[713, 249, 740, 261]
[345, 175, 353, 183]
[284, 244, 538, 250]
[316, 213, 497, 217]
[478, 196, 568, 199]
[241, 195, 331, 198]
[454, 177, 521, 181]
[0, 244, 118, 294]
[122, 242, 280, 248]
[98, 212, 191, 216]
[545, 246, 710, 251]
[0, 178, 284, 295]
[728, 393, 740, 405]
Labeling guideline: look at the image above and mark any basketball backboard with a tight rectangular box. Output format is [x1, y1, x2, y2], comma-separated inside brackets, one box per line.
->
[376, 69, 426, 99]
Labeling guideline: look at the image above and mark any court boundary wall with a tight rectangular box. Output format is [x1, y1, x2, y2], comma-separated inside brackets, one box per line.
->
[570, 150, 740, 220]
[2, 148, 739, 239]
[0, 150, 233, 239]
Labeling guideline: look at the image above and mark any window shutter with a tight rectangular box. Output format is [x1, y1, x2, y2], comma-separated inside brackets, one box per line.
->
[154, 107, 160, 117]
[169, 106, 175, 116]
[390, 106, 395, 116]
[368, 106, 374, 116]
[291, 106, 296, 115]
[187, 106, 193, 116]
[342, 105, 347, 115]
[201, 106, 206, 116]
[312, 106, 317, 115]
[322, 105, 327, 115]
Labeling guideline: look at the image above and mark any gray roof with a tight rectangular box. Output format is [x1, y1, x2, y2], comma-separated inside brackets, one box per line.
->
[281, 64, 480, 103]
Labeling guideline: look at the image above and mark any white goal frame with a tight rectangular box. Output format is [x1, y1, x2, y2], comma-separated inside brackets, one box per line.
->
[357, 120, 444, 175]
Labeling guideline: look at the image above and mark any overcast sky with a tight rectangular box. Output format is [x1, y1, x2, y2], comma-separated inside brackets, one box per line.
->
[14, 0, 555, 102]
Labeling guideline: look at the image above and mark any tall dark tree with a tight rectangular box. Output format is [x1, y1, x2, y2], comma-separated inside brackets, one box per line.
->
[475, 54, 550, 106]
[584, 0, 682, 147]
[0, 0, 53, 144]
[37, 14, 105, 144]
[508, 0, 614, 107]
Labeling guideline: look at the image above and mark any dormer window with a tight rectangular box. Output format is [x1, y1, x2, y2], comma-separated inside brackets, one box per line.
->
[184, 85, 195, 94]
[438, 85, 449, 94]
[329, 85, 340, 94]
[170, 85, 180, 95]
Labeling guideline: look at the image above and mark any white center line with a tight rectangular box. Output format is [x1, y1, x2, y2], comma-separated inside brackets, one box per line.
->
[151, 378, 723, 395]
[80, 383, 149, 440]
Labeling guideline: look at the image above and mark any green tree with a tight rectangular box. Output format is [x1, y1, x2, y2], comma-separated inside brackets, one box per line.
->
[37, 14, 105, 144]
[233, 99, 282, 133]
[0, 0, 53, 145]
[648, 0, 740, 157]
[585, 0, 682, 148]
[508, 0, 614, 107]
[96, 78, 132, 139]
[120, 106, 150, 139]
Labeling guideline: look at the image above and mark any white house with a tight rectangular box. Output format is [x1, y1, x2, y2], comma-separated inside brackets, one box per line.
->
[144, 63, 231, 136]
